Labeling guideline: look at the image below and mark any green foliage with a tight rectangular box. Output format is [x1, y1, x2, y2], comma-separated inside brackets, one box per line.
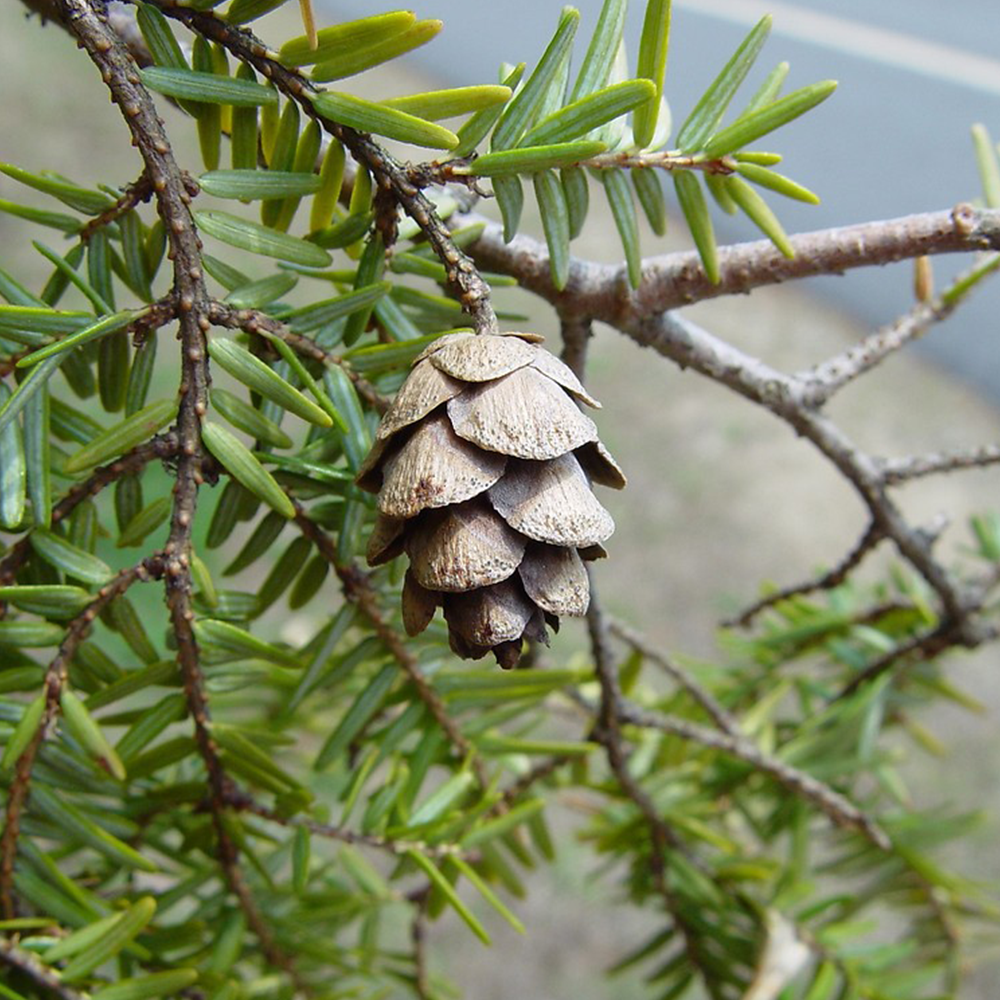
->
[0, 2, 993, 1000]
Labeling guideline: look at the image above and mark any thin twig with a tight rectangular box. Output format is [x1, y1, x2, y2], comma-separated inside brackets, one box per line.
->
[238, 799, 475, 860]
[798, 254, 1000, 406]
[607, 616, 740, 733]
[78, 168, 153, 242]
[616, 702, 890, 849]
[497, 755, 571, 809]
[0, 433, 178, 590]
[411, 902, 432, 1000]
[208, 300, 390, 413]
[879, 444, 1000, 484]
[0, 937, 89, 1000]
[726, 522, 886, 627]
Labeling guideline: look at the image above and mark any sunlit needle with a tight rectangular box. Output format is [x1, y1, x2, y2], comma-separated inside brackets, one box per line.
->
[298, 0, 318, 50]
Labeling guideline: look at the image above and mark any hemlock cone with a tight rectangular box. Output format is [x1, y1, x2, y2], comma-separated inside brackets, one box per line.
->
[356, 331, 626, 668]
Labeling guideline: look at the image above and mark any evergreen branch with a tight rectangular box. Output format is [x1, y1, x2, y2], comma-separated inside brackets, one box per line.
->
[134, 0, 499, 335]
[53, 1, 298, 983]
[616, 701, 890, 849]
[0, 559, 157, 918]
[799, 298, 949, 407]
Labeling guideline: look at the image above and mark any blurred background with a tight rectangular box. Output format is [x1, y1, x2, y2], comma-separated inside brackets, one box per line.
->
[3, 1, 1000, 995]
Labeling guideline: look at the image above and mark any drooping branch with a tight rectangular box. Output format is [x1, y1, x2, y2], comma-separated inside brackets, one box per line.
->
[53, 0, 296, 981]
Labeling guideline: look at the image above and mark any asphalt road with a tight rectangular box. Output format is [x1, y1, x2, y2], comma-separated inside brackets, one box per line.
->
[321, 0, 1000, 401]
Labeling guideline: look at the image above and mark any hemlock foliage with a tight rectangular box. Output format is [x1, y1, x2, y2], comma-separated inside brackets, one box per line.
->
[0, 2, 998, 999]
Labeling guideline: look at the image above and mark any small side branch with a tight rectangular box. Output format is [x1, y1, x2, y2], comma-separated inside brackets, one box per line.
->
[726, 522, 885, 627]
[0, 938, 88, 1000]
[208, 301, 390, 413]
[799, 253, 1000, 406]
[0, 434, 178, 590]
[607, 616, 740, 733]
[799, 299, 947, 406]
[617, 702, 890, 849]
[79, 168, 153, 241]
[0, 560, 157, 918]
[880, 445, 1000, 484]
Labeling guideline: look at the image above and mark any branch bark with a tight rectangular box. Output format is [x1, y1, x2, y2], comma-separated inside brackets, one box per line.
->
[466, 203, 1000, 320]
[53, 0, 296, 982]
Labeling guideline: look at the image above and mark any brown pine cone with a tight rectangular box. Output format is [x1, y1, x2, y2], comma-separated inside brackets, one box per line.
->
[356, 331, 625, 668]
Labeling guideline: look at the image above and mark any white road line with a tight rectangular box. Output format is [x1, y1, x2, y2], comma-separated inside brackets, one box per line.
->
[675, 0, 1000, 96]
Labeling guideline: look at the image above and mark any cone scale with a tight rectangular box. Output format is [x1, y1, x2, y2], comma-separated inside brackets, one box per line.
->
[357, 331, 625, 668]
